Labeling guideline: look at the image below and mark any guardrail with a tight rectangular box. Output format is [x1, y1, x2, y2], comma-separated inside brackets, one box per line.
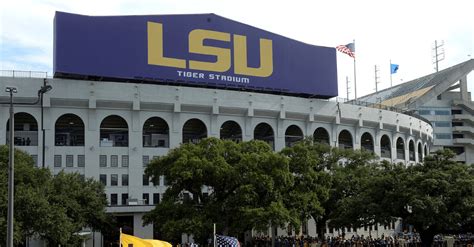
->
[0, 70, 50, 78]
[335, 97, 433, 127]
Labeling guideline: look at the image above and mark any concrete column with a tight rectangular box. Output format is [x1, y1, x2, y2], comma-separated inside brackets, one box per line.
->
[460, 75, 469, 101]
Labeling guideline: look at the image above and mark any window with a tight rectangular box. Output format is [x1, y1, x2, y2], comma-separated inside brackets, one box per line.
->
[111, 174, 118, 186]
[435, 133, 451, 139]
[111, 155, 118, 167]
[122, 174, 129, 186]
[143, 193, 149, 205]
[121, 193, 128, 205]
[451, 109, 462, 115]
[143, 156, 149, 167]
[183, 193, 191, 202]
[433, 121, 450, 127]
[162, 176, 168, 186]
[434, 110, 450, 115]
[453, 134, 464, 139]
[153, 193, 160, 205]
[452, 122, 463, 127]
[122, 155, 129, 167]
[143, 174, 150, 186]
[110, 194, 118, 206]
[418, 110, 431, 115]
[54, 155, 62, 167]
[78, 155, 85, 167]
[66, 155, 74, 167]
[100, 174, 107, 186]
[99, 155, 107, 167]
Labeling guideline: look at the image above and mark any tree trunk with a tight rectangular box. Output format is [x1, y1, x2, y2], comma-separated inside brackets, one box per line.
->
[316, 219, 327, 240]
[419, 230, 435, 247]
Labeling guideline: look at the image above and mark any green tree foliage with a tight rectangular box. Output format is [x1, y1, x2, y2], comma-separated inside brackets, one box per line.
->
[315, 147, 378, 238]
[144, 138, 294, 244]
[280, 139, 332, 232]
[364, 149, 474, 247]
[0, 145, 108, 245]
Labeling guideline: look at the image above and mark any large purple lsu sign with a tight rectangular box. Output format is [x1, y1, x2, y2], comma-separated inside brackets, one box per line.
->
[54, 12, 338, 98]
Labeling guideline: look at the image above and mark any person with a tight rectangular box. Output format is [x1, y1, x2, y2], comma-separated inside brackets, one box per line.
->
[26, 137, 31, 146]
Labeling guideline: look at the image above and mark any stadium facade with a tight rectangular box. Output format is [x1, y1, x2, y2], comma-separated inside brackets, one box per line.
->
[0, 12, 437, 246]
[358, 59, 474, 164]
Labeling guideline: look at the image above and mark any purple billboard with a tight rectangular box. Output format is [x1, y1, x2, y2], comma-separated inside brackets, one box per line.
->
[54, 12, 338, 98]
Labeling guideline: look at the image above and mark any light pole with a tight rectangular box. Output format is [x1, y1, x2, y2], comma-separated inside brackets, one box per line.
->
[3, 84, 52, 247]
[5, 86, 17, 247]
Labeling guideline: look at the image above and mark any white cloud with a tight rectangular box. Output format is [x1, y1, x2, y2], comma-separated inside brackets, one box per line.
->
[1, 0, 473, 97]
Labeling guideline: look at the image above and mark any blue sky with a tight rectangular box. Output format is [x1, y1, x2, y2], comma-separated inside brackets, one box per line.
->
[1, 0, 473, 98]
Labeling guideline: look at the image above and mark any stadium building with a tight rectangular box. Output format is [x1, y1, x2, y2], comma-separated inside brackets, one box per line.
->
[358, 59, 474, 164]
[0, 12, 435, 245]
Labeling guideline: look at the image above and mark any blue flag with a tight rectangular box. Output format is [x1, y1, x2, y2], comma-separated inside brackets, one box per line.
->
[390, 64, 399, 74]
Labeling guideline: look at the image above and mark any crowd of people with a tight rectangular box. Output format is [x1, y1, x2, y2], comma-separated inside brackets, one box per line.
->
[249, 234, 474, 247]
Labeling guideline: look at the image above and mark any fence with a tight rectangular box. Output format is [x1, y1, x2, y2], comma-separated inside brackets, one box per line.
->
[0, 70, 49, 79]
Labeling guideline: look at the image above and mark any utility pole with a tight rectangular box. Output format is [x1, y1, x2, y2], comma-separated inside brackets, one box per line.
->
[432, 40, 445, 72]
[346, 76, 351, 100]
[374, 65, 380, 92]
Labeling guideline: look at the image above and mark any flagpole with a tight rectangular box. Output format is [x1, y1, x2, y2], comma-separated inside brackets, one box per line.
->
[353, 39, 357, 101]
[390, 59, 393, 87]
[119, 228, 122, 247]
[213, 223, 216, 247]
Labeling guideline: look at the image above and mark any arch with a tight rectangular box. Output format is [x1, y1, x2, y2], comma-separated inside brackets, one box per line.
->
[417, 142, 423, 162]
[6, 112, 38, 146]
[338, 129, 353, 149]
[254, 122, 274, 149]
[380, 135, 391, 159]
[143, 117, 169, 148]
[313, 127, 330, 145]
[100, 115, 129, 147]
[408, 140, 415, 161]
[424, 144, 428, 157]
[55, 113, 85, 146]
[285, 125, 303, 147]
[396, 137, 405, 160]
[360, 132, 374, 153]
[220, 120, 242, 142]
[182, 118, 207, 144]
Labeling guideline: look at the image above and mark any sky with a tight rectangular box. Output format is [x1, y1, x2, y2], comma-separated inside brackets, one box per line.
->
[1, 0, 473, 99]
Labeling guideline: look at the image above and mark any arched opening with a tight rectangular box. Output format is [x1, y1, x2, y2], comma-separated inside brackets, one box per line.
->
[313, 127, 330, 145]
[6, 112, 38, 146]
[143, 117, 169, 148]
[409, 140, 415, 161]
[55, 114, 85, 146]
[417, 142, 423, 162]
[424, 145, 428, 157]
[100, 115, 128, 147]
[338, 130, 353, 149]
[285, 125, 303, 147]
[254, 122, 274, 149]
[361, 132, 374, 152]
[380, 135, 391, 159]
[396, 137, 405, 160]
[220, 121, 242, 142]
[182, 118, 207, 144]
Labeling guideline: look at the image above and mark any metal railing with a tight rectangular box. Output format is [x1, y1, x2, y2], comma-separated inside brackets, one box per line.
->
[335, 97, 433, 127]
[0, 70, 50, 79]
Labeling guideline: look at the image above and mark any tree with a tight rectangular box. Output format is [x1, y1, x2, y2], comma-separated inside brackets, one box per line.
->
[279, 139, 332, 234]
[144, 138, 294, 244]
[365, 149, 474, 247]
[0, 145, 109, 245]
[315, 147, 378, 238]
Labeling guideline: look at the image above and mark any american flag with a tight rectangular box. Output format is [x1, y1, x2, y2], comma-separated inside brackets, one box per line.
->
[216, 234, 240, 247]
[336, 43, 355, 58]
